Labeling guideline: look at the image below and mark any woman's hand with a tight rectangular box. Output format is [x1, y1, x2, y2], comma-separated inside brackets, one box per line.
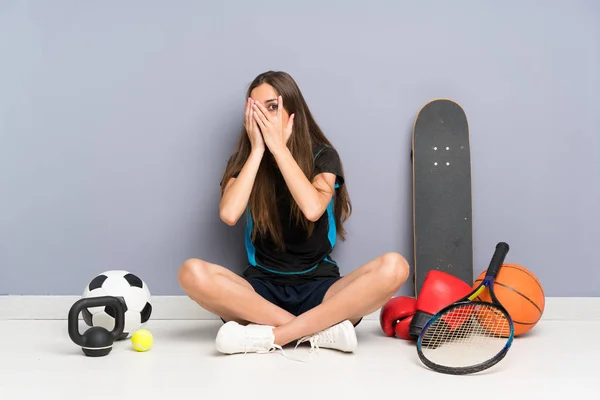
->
[244, 98, 265, 153]
[252, 96, 294, 155]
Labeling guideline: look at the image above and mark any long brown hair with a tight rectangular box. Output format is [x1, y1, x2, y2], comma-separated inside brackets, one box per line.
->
[220, 71, 352, 250]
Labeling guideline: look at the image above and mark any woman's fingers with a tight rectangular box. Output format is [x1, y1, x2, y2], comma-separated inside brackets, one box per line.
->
[253, 102, 272, 123]
[253, 114, 266, 132]
[252, 103, 270, 128]
[244, 98, 252, 128]
[277, 96, 283, 119]
[251, 109, 260, 131]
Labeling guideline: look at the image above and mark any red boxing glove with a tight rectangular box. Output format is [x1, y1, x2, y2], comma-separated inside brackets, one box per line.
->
[379, 296, 417, 340]
[409, 270, 473, 337]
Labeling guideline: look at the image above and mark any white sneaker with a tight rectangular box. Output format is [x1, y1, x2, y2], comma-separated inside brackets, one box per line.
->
[215, 321, 278, 355]
[296, 320, 358, 353]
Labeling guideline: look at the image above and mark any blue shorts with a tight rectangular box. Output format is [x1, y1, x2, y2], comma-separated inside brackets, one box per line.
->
[223, 276, 362, 327]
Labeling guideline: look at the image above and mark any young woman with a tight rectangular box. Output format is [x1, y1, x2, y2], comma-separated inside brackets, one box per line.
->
[178, 71, 409, 356]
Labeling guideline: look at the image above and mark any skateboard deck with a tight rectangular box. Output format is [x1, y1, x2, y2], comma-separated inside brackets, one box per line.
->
[412, 99, 473, 297]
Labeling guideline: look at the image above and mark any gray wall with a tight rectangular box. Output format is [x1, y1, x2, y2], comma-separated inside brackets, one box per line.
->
[1, 1, 598, 296]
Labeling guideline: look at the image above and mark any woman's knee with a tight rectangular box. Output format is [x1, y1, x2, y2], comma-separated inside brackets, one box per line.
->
[178, 258, 212, 292]
[378, 252, 410, 289]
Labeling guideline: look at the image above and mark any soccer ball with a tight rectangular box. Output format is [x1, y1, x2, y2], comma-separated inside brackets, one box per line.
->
[82, 270, 152, 340]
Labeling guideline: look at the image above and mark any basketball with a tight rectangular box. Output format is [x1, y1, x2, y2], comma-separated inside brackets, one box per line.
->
[473, 264, 545, 336]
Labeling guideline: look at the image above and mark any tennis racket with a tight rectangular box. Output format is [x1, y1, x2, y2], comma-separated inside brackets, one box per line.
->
[416, 242, 514, 375]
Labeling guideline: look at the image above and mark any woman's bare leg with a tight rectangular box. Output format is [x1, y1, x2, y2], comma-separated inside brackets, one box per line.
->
[272, 252, 410, 346]
[317, 253, 393, 326]
[178, 258, 295, 327]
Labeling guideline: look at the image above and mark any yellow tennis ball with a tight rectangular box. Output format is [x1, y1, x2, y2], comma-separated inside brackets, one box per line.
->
[131, 329, 153, 352]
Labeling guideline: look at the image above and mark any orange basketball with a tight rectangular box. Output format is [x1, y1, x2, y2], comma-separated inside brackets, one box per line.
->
[473, 305, 512, 337]
[473, 264, 545, 336]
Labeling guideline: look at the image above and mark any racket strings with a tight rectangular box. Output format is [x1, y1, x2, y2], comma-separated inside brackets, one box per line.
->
[420, 304, 511, 368]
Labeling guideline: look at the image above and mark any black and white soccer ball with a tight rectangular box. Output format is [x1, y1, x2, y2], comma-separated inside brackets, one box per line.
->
[81, 270, 152, 340]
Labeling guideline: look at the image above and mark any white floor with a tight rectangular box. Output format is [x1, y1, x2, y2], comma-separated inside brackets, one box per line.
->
[0, 319, 597, 400]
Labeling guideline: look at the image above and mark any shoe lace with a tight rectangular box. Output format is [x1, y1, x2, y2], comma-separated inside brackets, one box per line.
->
[251, 329, 339, 363]
[293, 328, 336, 360]
[240, 335, 306, 363]
[297, 328, 335, 352]
[257, 343, 310, 363]
[238, 325, 340, 363]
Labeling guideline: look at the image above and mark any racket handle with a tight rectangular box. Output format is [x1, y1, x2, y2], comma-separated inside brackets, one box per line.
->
[485, 242, 510, 279]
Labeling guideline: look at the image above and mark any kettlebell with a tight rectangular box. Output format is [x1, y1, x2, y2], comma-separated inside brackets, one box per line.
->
[68, 296, 125, 357]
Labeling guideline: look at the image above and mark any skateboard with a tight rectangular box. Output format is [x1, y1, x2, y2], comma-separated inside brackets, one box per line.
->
[411, 99, 473, 297]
